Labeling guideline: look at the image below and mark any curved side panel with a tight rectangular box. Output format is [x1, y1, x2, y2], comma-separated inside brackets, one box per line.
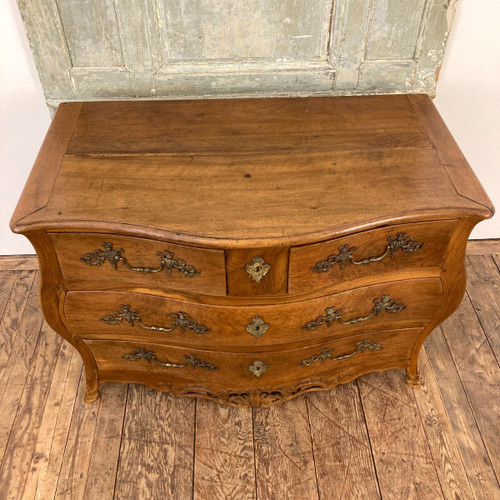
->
[405, 216, 482, 384]
[25, 230, 100, 402]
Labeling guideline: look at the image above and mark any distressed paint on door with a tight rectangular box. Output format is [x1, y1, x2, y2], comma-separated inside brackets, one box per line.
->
[18, 0, 457, 109]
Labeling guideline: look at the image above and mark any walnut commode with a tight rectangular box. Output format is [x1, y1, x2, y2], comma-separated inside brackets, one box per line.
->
[11, 95, 493, 406]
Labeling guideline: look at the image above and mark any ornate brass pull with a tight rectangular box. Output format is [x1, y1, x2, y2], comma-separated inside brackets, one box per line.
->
[122, 347, 217, 371]
[81, 242, 200, 277]
[312, 233, 423, 273]
[299, 340, 385, 366]
[246, 317, 270, 338]
[301, 295, 406, 331]
[101, 304, 210, 334]
[246, 256, 271, 282]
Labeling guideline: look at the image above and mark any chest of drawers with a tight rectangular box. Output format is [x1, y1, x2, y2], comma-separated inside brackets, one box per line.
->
[11, 95, 493, 406]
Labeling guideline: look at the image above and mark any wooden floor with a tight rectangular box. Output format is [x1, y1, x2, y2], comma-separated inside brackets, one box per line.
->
[0, 251, 499, 500]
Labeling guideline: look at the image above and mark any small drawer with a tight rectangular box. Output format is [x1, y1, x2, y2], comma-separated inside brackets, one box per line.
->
[289, 220, 457, 294]
[225, 247, 289, 296]
[50, 232, 226, 296]
[86, 327, 421, 403]
[65, 278, 442, 349]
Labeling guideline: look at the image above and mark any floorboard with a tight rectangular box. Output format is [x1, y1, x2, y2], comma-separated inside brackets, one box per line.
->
[22, 343, 82, 500]
[0, 255, 38, 271]
[253, 397, 318, 500]
[358, 369, 443, 499]
[307, 383, 380, 499]
[83, 383, 128, 499]
[425, 328, 500, 498]
[113, 386, 195, 499]
[440, 294, 500, 482]
[0, 323, 63, 499]
[0, 271, 19, 320]
[465, 255, 500, 363]
[414, 348, 474, 499]
[194, 400, 255, 500]
[0, 251, 499, 499]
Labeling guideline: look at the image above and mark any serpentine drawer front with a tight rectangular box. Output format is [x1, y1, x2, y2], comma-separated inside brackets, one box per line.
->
[84, 328, 421, 405]
[50, 232, 227, 296]
[289, 220, 458, 294]
[64, 278, 442, 348]
[10, 95, 493, 406]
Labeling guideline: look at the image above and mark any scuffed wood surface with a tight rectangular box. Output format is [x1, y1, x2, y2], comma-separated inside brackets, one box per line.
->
[465, 255, 500, 359]
[17, 0, 457, 106]
[194, 400, 255, 499]
[425, 327, 500, 499]
[467, 239, 500, 255]
[253, 397, 319, 499]
[0, 323, 63, 500]
[114, 387, 195, 499]
[21, 344, 82, 500]
[413, 349, 474, 499]
[440, 285, 500, 478]
[307, 384, 380, 499]
[0, 255, 38, 271]
[358, 370, 443, 499]
[1, 256, 499, 498]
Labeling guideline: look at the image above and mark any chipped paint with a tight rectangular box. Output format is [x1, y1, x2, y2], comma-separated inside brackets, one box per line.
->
[427, 49, 439, 62]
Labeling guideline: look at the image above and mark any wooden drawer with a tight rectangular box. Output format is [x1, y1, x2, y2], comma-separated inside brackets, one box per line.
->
[225, 247, 289, 296]
[65, 278, 442, 349]
[50, 232, 226, 296]
[85, 327, 421, 400]
[289, 220, 457, 294]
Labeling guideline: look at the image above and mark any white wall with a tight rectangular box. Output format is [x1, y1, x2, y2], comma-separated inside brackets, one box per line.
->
[0, 0, 50, 254]
[1, 0, 498, 255]
[434, 0, 500, 239]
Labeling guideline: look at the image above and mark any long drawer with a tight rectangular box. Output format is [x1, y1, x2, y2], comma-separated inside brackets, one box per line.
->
[65, 278, 442, 349]
[50, 232, 227, 296]
[289, 220, 457, 294]
[85, 327, 422, 403]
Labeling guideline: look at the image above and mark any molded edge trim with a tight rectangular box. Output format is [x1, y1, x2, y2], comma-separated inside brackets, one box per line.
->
[11, 211, 485, 250]
[407, 94, 495, 217]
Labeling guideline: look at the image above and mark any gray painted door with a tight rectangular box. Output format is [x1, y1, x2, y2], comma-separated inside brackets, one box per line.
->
[18, 0, 457, 108]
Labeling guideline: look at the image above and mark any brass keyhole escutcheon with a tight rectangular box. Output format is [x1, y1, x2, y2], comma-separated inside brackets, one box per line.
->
[245, 316, 270, 338]
[245, 256, 271, 283]
[248, 360, 268, 377]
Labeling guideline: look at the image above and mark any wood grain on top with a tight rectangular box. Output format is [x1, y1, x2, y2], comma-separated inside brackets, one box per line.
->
[11, 95, 493, 247]
[66, 95, 426, 155]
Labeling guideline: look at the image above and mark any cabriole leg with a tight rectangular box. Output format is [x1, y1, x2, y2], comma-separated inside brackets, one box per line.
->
[84, 367, 100, 403]
[405, 365, 421, 387]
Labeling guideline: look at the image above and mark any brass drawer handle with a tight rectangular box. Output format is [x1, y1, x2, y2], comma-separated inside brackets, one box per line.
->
[101, 304, 210, 334]
[312, 233, 423, 273]
[81, 242, 200, 277]
[122, 347, 217, 371]
[299, 340, 385, 366]
[301, 295, 406, 331]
